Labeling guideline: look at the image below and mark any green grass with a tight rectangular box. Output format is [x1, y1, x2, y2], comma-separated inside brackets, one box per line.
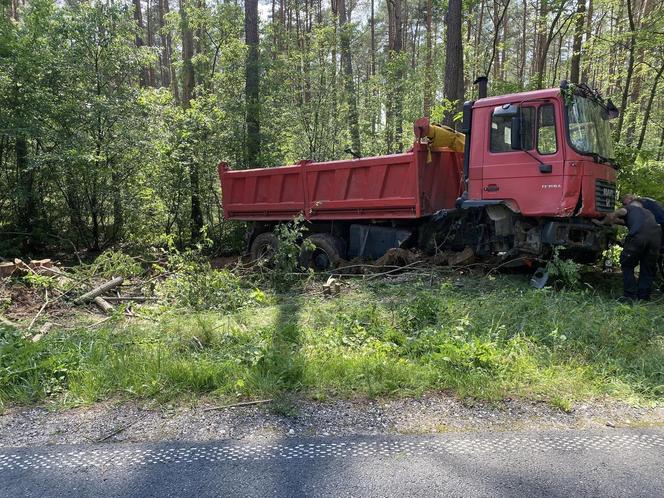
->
[1, 271, 663, 410]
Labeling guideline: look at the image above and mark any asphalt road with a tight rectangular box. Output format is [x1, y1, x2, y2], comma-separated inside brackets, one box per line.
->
[2, 428, 663, 497]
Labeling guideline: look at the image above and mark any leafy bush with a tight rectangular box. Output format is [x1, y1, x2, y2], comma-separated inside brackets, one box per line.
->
[156, 247, 269, 312]
[547, 249, 582, 289]
[268, 214, 313, 289]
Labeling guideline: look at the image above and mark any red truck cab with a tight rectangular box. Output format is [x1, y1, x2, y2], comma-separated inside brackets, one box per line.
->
[464, 85, 616, 218]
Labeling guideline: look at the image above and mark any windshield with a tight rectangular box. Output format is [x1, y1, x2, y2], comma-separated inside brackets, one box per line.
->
[566, 94, 615, 161]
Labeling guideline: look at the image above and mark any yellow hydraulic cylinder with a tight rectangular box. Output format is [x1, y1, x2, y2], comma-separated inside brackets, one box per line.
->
[413, 117, 465, 163]
[423, 123, 465, 152]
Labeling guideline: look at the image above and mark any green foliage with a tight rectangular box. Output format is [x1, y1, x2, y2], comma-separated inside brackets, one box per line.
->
[267, 214, 313, 289]
[74, 250, 143, 280]
[616, 150, 664, 202]
[22, 273, 56, 290]
[546, 249, 582, 289]
[156, 246, 270, 312]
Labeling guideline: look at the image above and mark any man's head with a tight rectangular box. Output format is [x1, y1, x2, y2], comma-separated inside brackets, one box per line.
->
[622, 194, 637, 206]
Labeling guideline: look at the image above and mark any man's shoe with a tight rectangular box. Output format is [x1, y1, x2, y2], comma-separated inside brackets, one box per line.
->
[617, 295, 636, 305]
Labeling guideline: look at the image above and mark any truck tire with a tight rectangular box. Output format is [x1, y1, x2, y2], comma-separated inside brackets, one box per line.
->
[299, 233, 345, 272]
[250, 232, 279, 263]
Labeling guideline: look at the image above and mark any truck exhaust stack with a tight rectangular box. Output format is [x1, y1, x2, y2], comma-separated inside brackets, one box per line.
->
[474, 76, 488, 99]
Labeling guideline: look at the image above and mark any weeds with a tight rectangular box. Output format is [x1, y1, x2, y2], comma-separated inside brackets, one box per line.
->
[547, 248, 582, 289]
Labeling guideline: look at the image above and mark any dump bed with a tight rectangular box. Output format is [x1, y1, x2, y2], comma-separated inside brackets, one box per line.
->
[219, 143, 464, 221]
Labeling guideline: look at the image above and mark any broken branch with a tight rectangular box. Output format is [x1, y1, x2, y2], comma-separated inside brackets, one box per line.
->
[75, 277, 124, 304]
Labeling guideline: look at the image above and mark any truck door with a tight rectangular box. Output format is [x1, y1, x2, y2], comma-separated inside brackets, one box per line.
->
[482, 102, 565, 216]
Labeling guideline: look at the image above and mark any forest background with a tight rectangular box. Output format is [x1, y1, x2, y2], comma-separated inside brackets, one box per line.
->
[1, 0, 664, 255]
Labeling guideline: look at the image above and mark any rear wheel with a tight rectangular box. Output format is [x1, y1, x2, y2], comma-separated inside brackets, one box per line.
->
[299, 233, 345, 272]
[250, 232, 279, 263]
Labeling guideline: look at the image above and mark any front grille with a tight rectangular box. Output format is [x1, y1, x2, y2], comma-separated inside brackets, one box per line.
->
[595, 179, 616, 212]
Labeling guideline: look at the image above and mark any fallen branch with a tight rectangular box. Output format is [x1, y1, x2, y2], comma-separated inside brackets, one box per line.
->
[95, 420, 138, 443]
[27, 289, 49, 331]
[75, 277, 124, 304]
[102, 296, 157, 302]
[203, 399, 273, 412]
[365, 260, 426, 280]
[93, 296, 114, 314]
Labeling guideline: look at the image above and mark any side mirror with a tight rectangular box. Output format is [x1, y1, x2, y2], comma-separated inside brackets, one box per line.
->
[493, 104, 522, 150]
[606, 99, 620, 120]
[510, 114, 522, 150]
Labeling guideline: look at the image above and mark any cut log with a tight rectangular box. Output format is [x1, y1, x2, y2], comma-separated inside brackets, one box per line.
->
[29, 259, 53, 269]
[12, 258, 30, 276]
[32, 321, 55, 342]
[93, 296, 114, 314]
[323, 276, 341, 296]
[29, 259, 55, 275]
[75, 277, 124, 304]
[0, 262, 15, 278]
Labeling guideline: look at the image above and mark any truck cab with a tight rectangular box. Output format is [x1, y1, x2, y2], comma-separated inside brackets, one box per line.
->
[466, 85, 616, 217]
[458, 82, 618, 261]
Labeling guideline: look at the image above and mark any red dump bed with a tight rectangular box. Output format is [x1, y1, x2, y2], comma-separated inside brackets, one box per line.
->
[219, 143, 464, 221]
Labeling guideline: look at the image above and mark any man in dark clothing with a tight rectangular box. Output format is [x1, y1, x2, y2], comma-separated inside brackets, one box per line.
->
[596, 200, 662, 301]
[623, 194, 664, 287]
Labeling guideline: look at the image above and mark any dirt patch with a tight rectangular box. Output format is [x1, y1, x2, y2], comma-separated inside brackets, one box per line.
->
[1, 395, 662, 448]
[1, 282, 45, 320]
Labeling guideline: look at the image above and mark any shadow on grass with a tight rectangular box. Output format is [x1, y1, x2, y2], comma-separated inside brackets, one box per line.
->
[250, 292, 305, 409]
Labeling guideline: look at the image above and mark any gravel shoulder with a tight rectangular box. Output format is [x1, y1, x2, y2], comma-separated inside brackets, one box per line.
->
[2, 394, 663, 448]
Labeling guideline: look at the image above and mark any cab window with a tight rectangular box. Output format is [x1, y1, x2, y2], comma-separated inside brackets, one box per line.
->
[490, 107, 534, 152]
[537, 104, 557, 154]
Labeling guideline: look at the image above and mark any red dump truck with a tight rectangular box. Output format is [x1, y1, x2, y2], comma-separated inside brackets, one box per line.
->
[219, 80, 618, 270]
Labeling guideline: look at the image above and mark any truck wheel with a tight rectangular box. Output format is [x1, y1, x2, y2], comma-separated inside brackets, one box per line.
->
[250, 232, 279, 263]
[299, 234, 345, 272]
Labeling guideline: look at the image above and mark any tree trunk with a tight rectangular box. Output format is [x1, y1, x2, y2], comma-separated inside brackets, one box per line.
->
[486, 0, 510, 79]
[569, 0, 585, 83]
[245, 0, 261, 167]
[624, 0, 653, 145]
[492, 0, 501, 81]
[179, 0, 203, 241]
[533, 0, 566, 89]
[636, 61, 664, 150]
[443, 0, 464, 127]
[519, 0, 527, 83]
[615, 0, 635, 142]
[474, 0, 485, 81]
[338, 0, 361, 155]
[15, 137, 36, 250]
[133, 0, 149, 87]
[146, 0, 156, 86]
[180, 0, 195, 106]
[162, 0, 179, 102]
[580, 0, 593, 83]
[423, 0, 433, 117]
[386, 0, 404, 152]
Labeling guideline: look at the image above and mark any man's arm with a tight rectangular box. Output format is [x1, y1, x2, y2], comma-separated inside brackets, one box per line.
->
[592, 208, 627, 226]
